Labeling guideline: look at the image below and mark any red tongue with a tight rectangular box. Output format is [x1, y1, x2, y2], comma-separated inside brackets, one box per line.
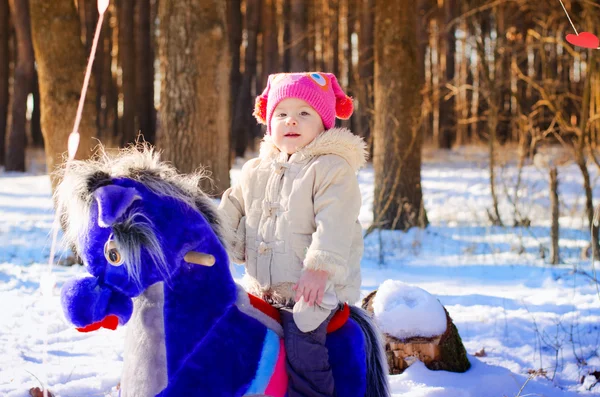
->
[76, 314, 119, 333]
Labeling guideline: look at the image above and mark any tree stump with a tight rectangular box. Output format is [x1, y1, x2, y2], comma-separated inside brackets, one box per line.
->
[362, 289, 471, 375]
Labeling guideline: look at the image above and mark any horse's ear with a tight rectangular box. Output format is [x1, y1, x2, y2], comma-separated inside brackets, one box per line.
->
[93, 185, 141, 227]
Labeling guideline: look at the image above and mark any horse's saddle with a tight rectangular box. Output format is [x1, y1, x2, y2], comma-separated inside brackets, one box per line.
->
[246, 293, 350, 334]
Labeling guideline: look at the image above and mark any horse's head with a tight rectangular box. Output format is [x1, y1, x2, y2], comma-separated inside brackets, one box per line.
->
[56, 144, 232, 328]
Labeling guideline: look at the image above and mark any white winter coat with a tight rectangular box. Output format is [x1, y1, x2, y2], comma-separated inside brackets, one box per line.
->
[218, 127, 367, 305]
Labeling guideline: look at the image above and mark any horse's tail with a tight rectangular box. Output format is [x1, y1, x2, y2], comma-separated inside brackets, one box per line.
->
[349, 305, 390, 397]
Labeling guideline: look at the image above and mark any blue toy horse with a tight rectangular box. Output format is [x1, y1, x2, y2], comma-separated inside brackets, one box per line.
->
[57, 145, 390, 397]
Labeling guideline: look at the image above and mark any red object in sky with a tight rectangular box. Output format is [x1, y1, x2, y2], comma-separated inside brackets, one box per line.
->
[566, 32, 600, 49]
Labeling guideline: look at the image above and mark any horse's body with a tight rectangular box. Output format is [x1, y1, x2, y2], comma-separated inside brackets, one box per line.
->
[57, 146, 389, 397]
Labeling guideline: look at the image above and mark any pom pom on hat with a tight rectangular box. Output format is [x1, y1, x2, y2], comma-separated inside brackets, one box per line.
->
[336, 95, 354, 119]
[253, 95, 268, 124]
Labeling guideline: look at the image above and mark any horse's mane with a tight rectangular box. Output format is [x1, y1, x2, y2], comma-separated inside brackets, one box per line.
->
[54, 143, 229, 260]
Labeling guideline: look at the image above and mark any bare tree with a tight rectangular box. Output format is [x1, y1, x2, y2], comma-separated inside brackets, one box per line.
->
[329, 0, 339, 77]
[99, 3, 118, 144]
[550, 166, 559, 264]
[30, 72, 42, 147]
[511, 16, 599, 256]
[289, 0, 308, 71]
[158, 0, 231, 194]
[437, 0, 456, 148]
[232, 0, 261, 157]
[262, 0, 279, 81]
[135, 0, 156, 144]
[341, 0, 356, 131]
[227, 0, 242, 160]
[118, 0, 136, 145]
[29, 0, 97, 187]
[0, 0, 9, 166]
[282, 0, 291, 70]
[473, 23, 503, 226]
[357, 0, 374, 140]
[495, 3, 516, 144]
[373, 0, 427, 231]
[345, 0, 355, 87]
[6, 0, 35, 171]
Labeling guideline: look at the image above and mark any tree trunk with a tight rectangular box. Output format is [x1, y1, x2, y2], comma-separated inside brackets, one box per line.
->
[472, 21, 503, 226]
[29, 0, 97, 187]
[135, 0, 156, 143]
[0, 0, 9, 166]
[437, 0, 455, 149]
[487, 103, 503, 226]
[475, 17, 489, 141]
[345, 0, 354, 87]
[289, 0, 308, 71]
[82, 0, 96, 50]
[100, 4, 118, 144]
[417, 0, 432, 145]
[319, 0, 329, 71]
[465, 43, 474, 142]
[80, 0, 99, 133]
[550, 167, 559, 265]
[362, 289, 470, 375]
[330, 0, 339, 77]
[119, 0, 136, 145]
[357, 0, 374, 140]
[82, 0, 102, 140]
[576, 48, 599, 259]
[262, 0, 279, 81]
[342, 0, 355, 131]
[416, 0, 431, 77]
[6, 0, 34, 172]
[306, 0, 315, 69]
[495, 4, 511, 144]
[282, 0, 291, 71]
[455, 17, 468, 146]
[31, 73, 43, 147]
[373, 0, 427, 231]
[233, 0, 261, 157]
[227, 0, 242, 159]
[430, 17, 439, 144]
[157, 0, 230, 194]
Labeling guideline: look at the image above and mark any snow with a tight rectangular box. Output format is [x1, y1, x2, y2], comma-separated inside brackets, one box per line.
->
[373, 280, 447, 339]
[1, 146, 600, 396]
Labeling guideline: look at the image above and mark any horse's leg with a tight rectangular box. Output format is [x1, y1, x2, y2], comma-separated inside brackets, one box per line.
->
[327, 320, 368, 397]
[158, 307, 267, 397]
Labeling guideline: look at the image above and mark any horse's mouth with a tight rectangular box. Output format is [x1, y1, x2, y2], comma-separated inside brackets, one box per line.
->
[76, 314, 119, 333]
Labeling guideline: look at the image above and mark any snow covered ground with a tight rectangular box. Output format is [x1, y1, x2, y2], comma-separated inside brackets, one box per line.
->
[1, 146, 600, 396]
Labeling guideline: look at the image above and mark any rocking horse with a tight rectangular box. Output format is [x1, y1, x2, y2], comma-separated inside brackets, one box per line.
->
[57, 145, 390, 397]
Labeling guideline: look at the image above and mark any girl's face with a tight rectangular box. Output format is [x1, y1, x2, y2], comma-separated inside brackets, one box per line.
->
[271, 98, 324, 155]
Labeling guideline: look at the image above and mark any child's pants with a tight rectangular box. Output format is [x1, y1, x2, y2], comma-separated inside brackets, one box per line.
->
[280, 307, 337, 397]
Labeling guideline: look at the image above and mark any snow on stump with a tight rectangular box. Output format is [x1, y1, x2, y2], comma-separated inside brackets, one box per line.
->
[361, 280, 470, 374]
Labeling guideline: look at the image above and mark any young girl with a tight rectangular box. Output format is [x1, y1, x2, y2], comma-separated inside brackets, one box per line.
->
[218, 72, 367, 397]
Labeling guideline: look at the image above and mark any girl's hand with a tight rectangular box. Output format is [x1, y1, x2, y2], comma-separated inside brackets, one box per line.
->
[293, 269, 328, 306]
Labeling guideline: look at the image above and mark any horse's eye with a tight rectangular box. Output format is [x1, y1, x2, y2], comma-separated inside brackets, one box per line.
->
[104, 240, 124, 266]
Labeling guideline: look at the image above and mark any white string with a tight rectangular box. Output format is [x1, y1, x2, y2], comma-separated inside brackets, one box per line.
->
[42, 3, 107, 396]
[558, 0, 579, 35]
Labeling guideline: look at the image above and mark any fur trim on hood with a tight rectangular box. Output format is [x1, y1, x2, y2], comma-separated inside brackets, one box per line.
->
[259, 127, 368, 172]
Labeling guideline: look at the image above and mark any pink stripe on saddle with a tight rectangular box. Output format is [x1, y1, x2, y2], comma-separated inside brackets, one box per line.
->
[264, 338, 288, 396]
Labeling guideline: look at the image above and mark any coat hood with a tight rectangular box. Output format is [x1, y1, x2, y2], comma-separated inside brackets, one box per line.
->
[259, 127, 368, 172]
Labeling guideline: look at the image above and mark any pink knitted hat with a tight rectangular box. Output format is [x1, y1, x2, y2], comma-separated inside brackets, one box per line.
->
[253, 72, 353, 134]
